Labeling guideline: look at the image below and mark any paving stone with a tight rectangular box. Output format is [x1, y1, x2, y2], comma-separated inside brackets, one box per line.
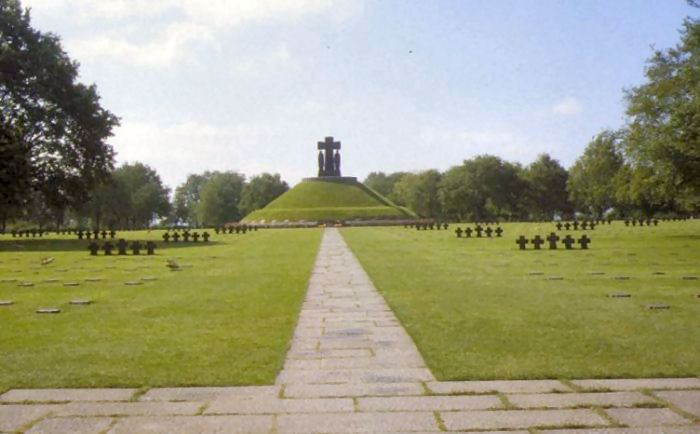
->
[572, 378, 700, 391]
[205, 397, 353, 414]
[277, 411, 438, 433]
[25, 416, 113, 434]
[283, 382, 424, 398]
[52, 401, 201, 416]
[427, 380, 571, 395]
[357, 394, 502, 411]
[653, 390, 700, 418]
[277, 368, 433, 384]
[108, 415, 273, 433]
[0, 388, 136, 402]
[0, 405, 54, 432]
[605, 408, 693, 427]
[320, 357, 426, 369]
[286, 348, 373, 359]
[441, 409, 607, 430]
[508, 391, 655, 408]
[542, 429, 700, 434]
[139, 386, 279, 402]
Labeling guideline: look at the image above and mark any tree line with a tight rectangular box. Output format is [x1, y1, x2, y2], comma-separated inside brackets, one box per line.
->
[365, 17, 700, 221]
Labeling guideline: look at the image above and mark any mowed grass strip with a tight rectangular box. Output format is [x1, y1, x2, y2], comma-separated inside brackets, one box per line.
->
[0, 228, 321, 388]
[341, 221, 700, 380]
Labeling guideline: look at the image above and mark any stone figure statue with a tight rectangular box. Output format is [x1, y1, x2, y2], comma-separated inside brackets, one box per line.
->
[334, 150, 341, 176]
[318, 151, 324, 177]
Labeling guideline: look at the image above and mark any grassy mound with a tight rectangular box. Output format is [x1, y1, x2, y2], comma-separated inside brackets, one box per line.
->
[243, 178, 416, 222]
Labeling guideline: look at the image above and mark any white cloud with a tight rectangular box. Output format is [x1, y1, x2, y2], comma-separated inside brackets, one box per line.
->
[551, 97, 583, 116]
[26, 0, 359, 68]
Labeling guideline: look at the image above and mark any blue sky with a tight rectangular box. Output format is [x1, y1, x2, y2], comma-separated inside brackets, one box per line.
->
[23, 0, 696, 191]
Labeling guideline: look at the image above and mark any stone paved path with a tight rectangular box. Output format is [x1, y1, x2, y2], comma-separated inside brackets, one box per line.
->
[1, 228, 699, 433]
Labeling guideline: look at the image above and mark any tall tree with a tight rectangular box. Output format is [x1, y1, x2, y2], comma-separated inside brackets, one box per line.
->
[363, 172, 408, 198]
[524, 154, 571, 219]
[113, 163, 170, 229]
[567, 130, 625, 217]
[197, 171, 246, 226]
[0, 1, 119, 221]
[0, 120, 29, 231]
[173, 172, 217, 226]
[239, 173, 289, 216]
[623, 18, 700, 212]
[392, 170, 442, 218]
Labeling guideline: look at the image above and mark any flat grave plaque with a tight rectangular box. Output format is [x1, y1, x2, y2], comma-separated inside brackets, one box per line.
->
[141, 277, 157, 281]
[70, 300, 93, 305]
[17, 282, 34, 287]
[651, 271, 666, 275]
[124, 281, 142, 286]
[613, 276, 631, 280]
[646, 304, 670, 310]
[85, 278, 102, 282]
[590, 272, 605, 275]
[63, 282, 80, 287]
[528, 272, 543, 276]
[682, 276, 698, 280]
[608, 293, 631, 298]
[1, 278, 18, 283]
[0, 300, 14, 306]
[36, 308, 60, 314]
[546, 276, 564, 281]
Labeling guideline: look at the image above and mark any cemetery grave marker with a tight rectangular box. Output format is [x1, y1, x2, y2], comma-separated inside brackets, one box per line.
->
[86, 231, 92, 239]
[110, 230, 116, 239]
[578, 235, 591, 249]
[573, 221, 579, 230]
[443, 223, 448, 229]
[192, 232, 200, 242]
[682, 276, 698, 280]
[614, 276, 631, 280]
[172, 232, 180, 242]
[141, 277, 157, 281]
[36, 308, 60, 314]
[590, 272, 605, 275]
[464, 227, 473, 237]
[652, 271, 665, 275]
[556, 222, 562, 231]
[455, 227, 463, 238]
[162, 233, 170, 243]
[202, 232, 210, 242]
[0, 301, 14, 306]
[564, 222, 571, 230]
[647, 304, 670, 310]
[531, 235, 544, 250]
[528, 272, 543, 275]
[117, 239, 128, 255]
[131, 241, 143, 255]
[101, 230, 107, 239]
[516, 236, 529, 250]
[589, 221, 596, 230]
[125, 281, 142, 285]
[103, 241, 114, 255]
[546, 232, 559, 250]
[475, 225, 483, 237]
[183, 232, 190, 242]
[495, 226, 503, 237]
[70, 300, 92, 305]
[562, 235, 575, 250]
[581, 221, 588, 230]
[485, 227, 493, 237]
[17, 282, 34, 287]
[608, 293, 631, 298]
[85, 277, 101, 282]
[64, 282, 80, 286]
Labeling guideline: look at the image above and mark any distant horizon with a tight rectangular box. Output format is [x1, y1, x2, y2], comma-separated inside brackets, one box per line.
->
[24, 0, 697, 191]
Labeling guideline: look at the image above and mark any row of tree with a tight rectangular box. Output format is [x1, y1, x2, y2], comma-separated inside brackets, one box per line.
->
[364, 17, 700, 220]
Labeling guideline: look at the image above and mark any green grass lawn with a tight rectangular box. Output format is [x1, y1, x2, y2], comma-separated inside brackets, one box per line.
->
[0, 228, 321, 389]
[341, 221, 700, 380]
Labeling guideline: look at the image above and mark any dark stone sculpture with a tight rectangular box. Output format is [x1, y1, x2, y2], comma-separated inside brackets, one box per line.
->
[317, 136, 341, 176]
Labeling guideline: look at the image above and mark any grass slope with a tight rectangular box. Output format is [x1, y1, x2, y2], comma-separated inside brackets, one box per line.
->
[341, 221, 700, 380]
[0, 229, 321, 388]
[243, 178, 415, 222]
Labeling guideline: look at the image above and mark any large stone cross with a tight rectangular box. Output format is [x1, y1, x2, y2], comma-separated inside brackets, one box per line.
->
[317, 136, 341, 176]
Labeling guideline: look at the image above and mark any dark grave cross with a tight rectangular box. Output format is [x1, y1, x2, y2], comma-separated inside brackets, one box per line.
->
[146, 241, 156, 255]
[192, 232, 200, 242]
[653, 219, 659, 226]
[101, 230, 107, 239]
[162, 232, 170, 243]
[624, 219, 629, 226]
[88, 241, 99, 256]
[564, 222, 571, 230]
[573, 221, 579, 230]
[578, 235, 591, 250]
[172, 232, 180, 242]
[429, 223, 434, 230]
[110, 230, 116, 239]
[242, 225, 248, 233]
[117, 239, 128, 255]
[86, 231, 92, 240]
[631, 219, 637, 226]
[182, 232, 190, 242]
[103, 241, 114, 255]
[639, 218, 644, 226]
[443, 223, 448, 230]
[484, 227, 493, 238]
[455, 227, 463, 238]
[202, 232, 210, 242]
[475, 225, 483, 237]
[589, 221, 596, 230]
[77, 230, 84, 239]
[317, 136, 341, 177]
[495, 227, 503, 237]
[435, 223, 440, 230]
[464, 227, 473, 238]
[546, 232, 559, 250]
[93, 230, 99, 239]
[531, 235, 544, 250]
[214, 227, 220, 234]
[562, 235, 575, 250]
[516, 236, 529, 250]
[556, 222, 562, 231]
[235, 226, 241, 234]
[415, 224, 421, 231]
[131, 241, 142, 255]
[228, 227, 234, 234]
[581, 221, 588, 230]
[645, 218, 651, 226]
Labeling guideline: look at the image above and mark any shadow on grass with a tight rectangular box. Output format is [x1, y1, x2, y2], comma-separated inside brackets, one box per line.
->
[0, 238, 225, 252]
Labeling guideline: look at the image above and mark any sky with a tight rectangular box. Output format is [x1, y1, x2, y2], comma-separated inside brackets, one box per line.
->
[22, 0, 698, 192]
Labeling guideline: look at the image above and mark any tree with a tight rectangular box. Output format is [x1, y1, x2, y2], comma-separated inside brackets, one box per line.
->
[567, 130, 625, 217]
[438, 155, 527, 221]
[623, 18, 700, 212]
[239, 173, 288, 216]
[0, 120, 29, 231]
[524, 154, 571, 219]
[392, 170, 442, 218]
[197, 172, 246, 226]
[82, 178, 130, 230]
[173, 172, 217, 226]
[0, 1, 119, 221]
[112, 163, 170, 229]
[363, 172, 408, 198]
